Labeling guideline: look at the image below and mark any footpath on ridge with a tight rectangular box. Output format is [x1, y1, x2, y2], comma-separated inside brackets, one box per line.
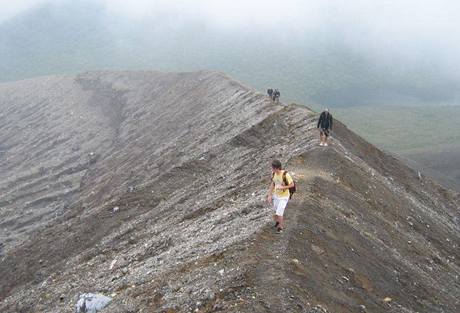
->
[0, 71, 458, 313]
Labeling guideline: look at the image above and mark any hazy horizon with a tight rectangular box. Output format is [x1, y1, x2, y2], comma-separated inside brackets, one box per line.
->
[1, 1, 460, 188]
[1, 0, 460, 107]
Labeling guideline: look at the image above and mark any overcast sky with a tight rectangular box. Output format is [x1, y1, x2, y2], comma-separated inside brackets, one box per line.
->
[2, 1, 460, 49]
[2, 0, 459, 38]
[2, 0, 460, 74]
[3, 0, 460, 30]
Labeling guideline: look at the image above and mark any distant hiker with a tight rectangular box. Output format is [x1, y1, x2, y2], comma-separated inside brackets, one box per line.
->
[267, 160, 295, 233]
[273, 89, 281, 102]
[267, 88, 273, 100]
[317, 108, 333, 146]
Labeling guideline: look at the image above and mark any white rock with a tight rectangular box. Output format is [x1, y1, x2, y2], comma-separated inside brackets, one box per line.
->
[75, 293, 112, 313]
[109, 259, 117, 270]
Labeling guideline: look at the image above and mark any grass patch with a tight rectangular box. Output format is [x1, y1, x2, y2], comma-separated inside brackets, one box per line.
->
[333, 105, 460, 153]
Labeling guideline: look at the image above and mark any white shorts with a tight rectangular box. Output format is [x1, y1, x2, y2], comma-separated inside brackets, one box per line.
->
[273, 197, 289, 216]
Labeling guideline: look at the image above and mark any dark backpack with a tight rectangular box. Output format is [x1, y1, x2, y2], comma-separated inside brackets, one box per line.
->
[321, 112, 331, 129]
[272, 170, 296, 199]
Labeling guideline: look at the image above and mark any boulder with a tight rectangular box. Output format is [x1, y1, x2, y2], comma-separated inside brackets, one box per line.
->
[76, 293, 112, 313]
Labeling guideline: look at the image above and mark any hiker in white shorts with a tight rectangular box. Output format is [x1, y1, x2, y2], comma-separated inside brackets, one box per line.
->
[266, 160, 294, 233]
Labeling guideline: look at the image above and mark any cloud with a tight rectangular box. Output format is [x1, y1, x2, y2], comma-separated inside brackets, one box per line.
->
[0, 0, 53, 21]
[4, 0, 460, 35]
[94, 0, 460, 32]
[2, 0, 460, 75]
[95, 0, 460, 61]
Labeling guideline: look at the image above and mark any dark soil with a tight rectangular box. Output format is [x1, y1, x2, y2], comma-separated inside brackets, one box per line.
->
[0, 72, 458, 313]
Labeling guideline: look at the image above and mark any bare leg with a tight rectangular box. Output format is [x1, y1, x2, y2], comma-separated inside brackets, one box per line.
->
[273, 214, 280, 228]
[278, 216, 284, 229]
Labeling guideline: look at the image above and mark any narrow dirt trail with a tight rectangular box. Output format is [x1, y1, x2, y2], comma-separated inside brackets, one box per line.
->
[240, 147, 335, 313]
[236, 129, 460, 313]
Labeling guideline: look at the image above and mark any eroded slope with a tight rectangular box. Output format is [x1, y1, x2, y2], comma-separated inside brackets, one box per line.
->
[0, 72, 459, 313]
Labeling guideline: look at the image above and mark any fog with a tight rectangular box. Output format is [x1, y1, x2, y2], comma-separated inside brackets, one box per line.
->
[106, 0, 460, 73]
[2, 0, 460, 106]
[6, 0, 460, 42]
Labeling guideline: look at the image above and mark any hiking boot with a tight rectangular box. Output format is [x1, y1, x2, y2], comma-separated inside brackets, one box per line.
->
[276, 227, 283, 233]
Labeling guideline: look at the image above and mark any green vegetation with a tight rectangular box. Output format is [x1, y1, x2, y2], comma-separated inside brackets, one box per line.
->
[334, 105, 460, 153]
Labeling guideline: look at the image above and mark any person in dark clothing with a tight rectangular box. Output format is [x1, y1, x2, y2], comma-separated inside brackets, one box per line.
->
[267, 88, 273, 100]
[317, 108, 333, 146]
[273, 89, 280, 102]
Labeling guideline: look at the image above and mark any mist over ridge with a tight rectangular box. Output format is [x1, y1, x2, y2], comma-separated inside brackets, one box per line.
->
[1, 0, 460, 107]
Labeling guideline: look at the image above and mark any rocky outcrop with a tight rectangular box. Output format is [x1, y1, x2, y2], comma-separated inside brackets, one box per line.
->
[75, 293, 112, 313]
[0, 71, 458, 312]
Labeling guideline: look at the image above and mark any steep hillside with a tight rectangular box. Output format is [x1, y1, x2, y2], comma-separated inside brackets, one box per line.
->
[0, 71, 459, 313]
[334, 105, 460, 191]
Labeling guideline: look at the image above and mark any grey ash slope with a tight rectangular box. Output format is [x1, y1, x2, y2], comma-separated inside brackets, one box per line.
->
[0, 71, 459, 313]
[0, 70, 275, 252]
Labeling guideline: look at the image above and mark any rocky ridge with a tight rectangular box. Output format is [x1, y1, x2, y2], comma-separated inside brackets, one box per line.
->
[0, 71, 459, 312]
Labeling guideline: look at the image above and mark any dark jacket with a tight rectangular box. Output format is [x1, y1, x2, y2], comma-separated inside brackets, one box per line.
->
[317, 111, 333, 130]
